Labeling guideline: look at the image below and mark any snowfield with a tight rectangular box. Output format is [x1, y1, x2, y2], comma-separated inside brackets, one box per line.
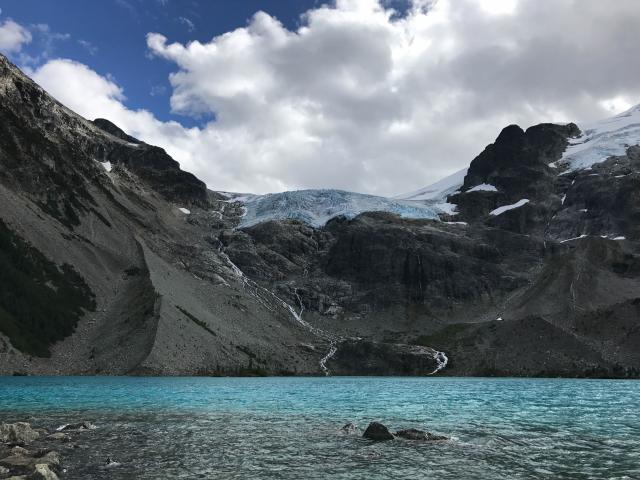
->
[393, 168, 466, 201]
[558, 104, 640, 170]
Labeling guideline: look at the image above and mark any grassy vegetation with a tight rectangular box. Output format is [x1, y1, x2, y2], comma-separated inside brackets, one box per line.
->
[0, 219, 96, 357]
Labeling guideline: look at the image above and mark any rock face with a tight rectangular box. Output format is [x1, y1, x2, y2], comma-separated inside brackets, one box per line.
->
[0, 52, 639, 377]
[0, 53, 324, 376]
[362, 422, 395, 441]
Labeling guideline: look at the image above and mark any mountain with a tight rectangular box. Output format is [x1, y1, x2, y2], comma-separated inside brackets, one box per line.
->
[0, 53, 639, 377]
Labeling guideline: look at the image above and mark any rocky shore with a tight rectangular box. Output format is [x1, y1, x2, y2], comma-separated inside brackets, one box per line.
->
[0, 422, 97, 479]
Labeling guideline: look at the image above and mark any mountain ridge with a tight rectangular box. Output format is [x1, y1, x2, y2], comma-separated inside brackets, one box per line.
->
[1, 52, 639, 378]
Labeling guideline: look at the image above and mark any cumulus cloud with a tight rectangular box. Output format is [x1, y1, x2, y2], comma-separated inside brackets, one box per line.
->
[29, 0, 640, 195]
[0, 19, 32, 53]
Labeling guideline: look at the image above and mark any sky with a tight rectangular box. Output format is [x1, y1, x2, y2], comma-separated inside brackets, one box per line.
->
[0, 0, 639, 196]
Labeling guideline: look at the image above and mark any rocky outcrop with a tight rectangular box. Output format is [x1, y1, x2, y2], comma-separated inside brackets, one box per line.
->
[450, 122, 579, 223]
[362, 422, 394, 441]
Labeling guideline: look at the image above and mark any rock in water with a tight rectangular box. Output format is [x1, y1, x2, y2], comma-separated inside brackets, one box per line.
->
[339, 422, 359, 434]
[395, 428, 448, 441]
[47, 433, 70, 442]
[33, 464, 60, 480]
[362, 422, 395, 441]
[0, 423, 40, 446]
[56, 421, 95, 432]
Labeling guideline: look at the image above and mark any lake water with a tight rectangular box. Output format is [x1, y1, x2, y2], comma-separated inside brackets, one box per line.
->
[0, 377, 638, 479]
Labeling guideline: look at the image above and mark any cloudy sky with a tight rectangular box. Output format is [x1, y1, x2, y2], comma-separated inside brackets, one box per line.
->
[1, 0, 639, 196]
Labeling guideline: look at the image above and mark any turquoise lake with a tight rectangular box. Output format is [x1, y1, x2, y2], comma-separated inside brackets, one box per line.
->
[0, 377, 639, 479]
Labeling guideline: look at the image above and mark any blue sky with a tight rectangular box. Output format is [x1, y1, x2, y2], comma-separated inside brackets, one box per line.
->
[0, 0, 327, 126]
[0, 1, 638, 195]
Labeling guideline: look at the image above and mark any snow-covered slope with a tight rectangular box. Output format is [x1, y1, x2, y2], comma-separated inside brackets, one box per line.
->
[393, 168, 466, 201]
[232, 189, 442, 228]
[557, 103, 640, 169]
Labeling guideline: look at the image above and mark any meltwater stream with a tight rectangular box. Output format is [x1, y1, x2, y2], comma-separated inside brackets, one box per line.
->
[1, 377, 638, 480]
[216, 243, 342, 375]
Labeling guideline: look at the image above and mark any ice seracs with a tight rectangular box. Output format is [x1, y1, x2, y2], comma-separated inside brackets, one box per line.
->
[235, 189, 442, 228]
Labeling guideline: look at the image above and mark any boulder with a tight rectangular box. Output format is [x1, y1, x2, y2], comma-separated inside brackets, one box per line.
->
[362, 422, 394, 441]
[0, 450, 60, 470]
[0, 423, 40, 446]
[32, 464, 60, 480]
[395, 428, 448, 441]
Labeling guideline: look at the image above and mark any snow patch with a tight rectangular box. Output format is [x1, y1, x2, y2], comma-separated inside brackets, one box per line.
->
[560, 234, 589, 243]
[100, 161, 112, 172]
[467, 183, 498, 193]
[613, 236, 626, 241]
[489, 199, 529, 216]
[178, 207, 191, 214]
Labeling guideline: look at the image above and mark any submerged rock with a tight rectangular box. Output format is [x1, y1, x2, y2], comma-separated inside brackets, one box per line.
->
[56, 421, 95, 432]
[339, 422, 359, 435]
[395, 428, 448, 441]
[362, 422, 394, 441]
[46, 433, 70, 443]
[0, 423, 40, 446]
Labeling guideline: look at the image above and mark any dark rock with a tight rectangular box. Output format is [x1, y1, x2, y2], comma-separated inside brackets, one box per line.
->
[395, 428, 448, 441]
[93, 118, 141, 144]
[328, 341, 440, 376]
[362, 422, 395, 441]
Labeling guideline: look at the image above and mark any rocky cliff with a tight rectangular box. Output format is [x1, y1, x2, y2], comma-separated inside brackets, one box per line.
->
[0, 53, 638, 377]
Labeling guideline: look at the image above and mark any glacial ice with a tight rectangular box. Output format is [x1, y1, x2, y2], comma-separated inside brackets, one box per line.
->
[237, 189, 442, 228]
[558, 103, 640, 170]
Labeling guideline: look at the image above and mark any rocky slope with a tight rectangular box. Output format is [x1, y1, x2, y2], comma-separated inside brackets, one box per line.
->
[0, 52, 639, 377]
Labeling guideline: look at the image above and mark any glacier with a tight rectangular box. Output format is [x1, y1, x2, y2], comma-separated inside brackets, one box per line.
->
[231, 189, 444, 228]
[556, 103, 640, 170]
[221, 104, 640, 229]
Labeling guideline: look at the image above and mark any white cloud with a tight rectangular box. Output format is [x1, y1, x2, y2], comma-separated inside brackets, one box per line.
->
[28, 0, 640, 196]
[0, 19, 32, 53]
